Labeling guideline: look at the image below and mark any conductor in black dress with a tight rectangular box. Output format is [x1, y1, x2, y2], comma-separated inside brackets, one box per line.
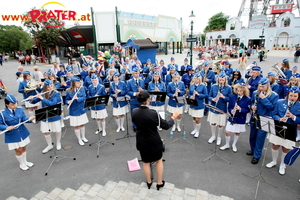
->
[132, 91, 180, 190]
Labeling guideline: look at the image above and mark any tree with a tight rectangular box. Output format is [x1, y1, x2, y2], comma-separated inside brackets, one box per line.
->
[203, 12, 230, 33]
[0, 25, 33, 52]
[22, 7, 65, 64]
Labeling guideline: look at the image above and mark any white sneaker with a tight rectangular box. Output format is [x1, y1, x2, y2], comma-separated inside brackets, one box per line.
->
[56, 142, 62, 151]
[194, 131, 200, 138]
[220, 144, 230, 150]
[78, 140, 84, 146]
[121, 127, 125, 131]
[102, 131, 106, 137]
[232, 144, 237, 153]
[191, 129, 196, 135]
[279, 164, 286, 175]
[172, 125, 176, 132]
[266, 161, 277, 168]
[208, 136, 216, 144]
[82, 137, 88, 143]
[25, 161, 34, 167]
[20, 164, 29, 171]
[95, 130, 102, 134]
[116, 127, 121, 133]
[216, 137, 221, 146]
[177, 126, 181, 132]
[42, 145, 53, 154]
[184, 110, 188, 113]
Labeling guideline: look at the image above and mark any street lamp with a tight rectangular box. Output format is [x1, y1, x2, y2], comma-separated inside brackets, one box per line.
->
[189, 10, 196, 66]
[259, 28, 265, 48]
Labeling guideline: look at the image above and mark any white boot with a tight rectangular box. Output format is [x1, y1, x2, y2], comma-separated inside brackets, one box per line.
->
[42, 134, 53, 154]
[172, 120, 177, 132]
[266, 149, 279, 168]
[56, 132, 62, 150]
[194, 123, 201, 138]
[120, 117, 125, 131]
[101, 121, 106, 136]
[279, 152, 287, 175]
[22, 152, 34, 167]
[191, 120, 196, 135]
[232, 134, 239, 152]
[95, 120, 102, 134]
[176, 119, 181, 132]
[208, 125, 216, 143]
[217, 127, 223, 145]
[75, 129, 84, 146]
[115, 118, 121, 132]
[16, 155, 29, 171]
[184, 105, 189, 113]
[80, 126, 88, 142]
[220, 136, 230, 150]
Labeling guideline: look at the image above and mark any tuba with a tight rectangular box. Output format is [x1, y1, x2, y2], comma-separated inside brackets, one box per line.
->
[269, 63, 287, 85]
[212, 61, 221, 75]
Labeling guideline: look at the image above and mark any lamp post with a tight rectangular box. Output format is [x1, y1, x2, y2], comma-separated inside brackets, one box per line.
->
[259, 28, 265, 48]
[189, 11, 195, 66]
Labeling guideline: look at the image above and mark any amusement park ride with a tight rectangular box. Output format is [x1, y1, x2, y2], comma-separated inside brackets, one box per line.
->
[238, 0, 300, 26]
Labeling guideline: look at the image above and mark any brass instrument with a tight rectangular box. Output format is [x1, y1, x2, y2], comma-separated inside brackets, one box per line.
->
[212, 61, 222, 74]
[194, 60, 204, 73]
[25, 80, 41, 92]
[269, 63, 286, 79]
[22, 89, 55, 102]
[60, 75, 66, 85]
[203, 70, 208, 86]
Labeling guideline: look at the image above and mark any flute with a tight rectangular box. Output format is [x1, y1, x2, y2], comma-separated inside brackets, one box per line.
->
[22, 89, 55, 102]
[67, 84, 83, 109]
[0, 119, 31, 135]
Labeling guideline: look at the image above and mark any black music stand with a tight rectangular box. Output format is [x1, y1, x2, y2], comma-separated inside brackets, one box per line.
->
[179, 71, 186, 76]
[171, 97, 194, 146]
[125, 74, 132, 81]
[84, 95, 114, 158]
[242, 115, 280, 199]
[57, 77, 66, 82]
[100, 76, 106, 82]
[104, 82, 110, 88]
[35, 103, 76, 176]
[149, 91, 167, 130]
[202, 104, 231, 164]
[116, 95, 135, 143]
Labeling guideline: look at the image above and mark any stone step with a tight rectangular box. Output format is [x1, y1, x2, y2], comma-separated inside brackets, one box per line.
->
[7, 180, 234, 200]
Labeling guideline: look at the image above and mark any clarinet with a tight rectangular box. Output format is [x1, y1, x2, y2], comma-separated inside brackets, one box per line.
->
[230, 96, 241, 125]
[283, 101, 294, 121]
[215, 84, 223, 106]
[251, 92, 259, 123]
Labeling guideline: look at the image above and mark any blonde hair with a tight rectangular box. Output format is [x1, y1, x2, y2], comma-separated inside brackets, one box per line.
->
[33, 66, 39, 71]
[216, 76, 228, 86]
[288, 77, 299, 87]
[268, 76, 276, 84]
[257, 83, 272, 97]
[233, 84, 250, 97]
[190, 76, 203, 85]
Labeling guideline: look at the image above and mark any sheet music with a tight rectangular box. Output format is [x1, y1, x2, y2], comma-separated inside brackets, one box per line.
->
[259, 116, 276, 135]
[150, 95, 157, 102]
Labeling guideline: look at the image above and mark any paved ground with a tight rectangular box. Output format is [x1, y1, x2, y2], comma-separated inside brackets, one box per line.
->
[0, 49, 299, 200]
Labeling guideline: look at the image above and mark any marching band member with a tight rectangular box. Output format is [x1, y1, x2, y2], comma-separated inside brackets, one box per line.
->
[127, 68, 145, 131]
[95, 62, 105, 77]
[48, 72, 61, 89]
[131, 58, 143, 73]
[143, 59, 153, 74]
[167, 57, 179, 71]
[281, 58, 292, 81]
[165, 66, 176, 86]
[220, 82, 251, 152]
[266, 86, 300, 175]
[18, 71, 43, 121]
[247, 77, 279, 164]
[148, 71, 166, 130]
[110, 72, 128, 132]
[0, 94, 35, 171]
[158, 59, 167, 82]
[223, 61, 233, 78]
[65, 76, 89, 146]
[188, 73, 208, 138]
[282, 75, 299, 99]
[144, 65, 161, 86]
[267, 72, 281, 96]
[247, 66, 262, 99]
[207, 72, 232, 145]
[291, 66, 300, 78]
[180, 58, 192, 72]
[120, 62, 132, 81]
[30, 79, 62, 153]
[88, 74, 108, 136]
[228, 69, 245, 87]
[104, 68, 117, 83]
[84, 70, 102, 91]
[80, 63, 90, 81]
[57, 63, 67, 78]
[200, 61, 216, 115]
[167, 71, 186, 131]
[181, 66, 194, 113]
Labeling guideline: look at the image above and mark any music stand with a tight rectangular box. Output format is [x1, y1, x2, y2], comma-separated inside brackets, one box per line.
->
[85, 95, 114, 158]
[104, 82, 110, 88]
[202, 104, 231, 164]
[125, 74, 132, 81]
[170, 97, 194, 146]
[35, 103, 76, 176]
[242, 115, 280, 199]
[116, 95, 135, 142]
[179, 71, 186, 76]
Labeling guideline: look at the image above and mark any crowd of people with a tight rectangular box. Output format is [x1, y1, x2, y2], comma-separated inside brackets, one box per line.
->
[1, 52, 300, 189]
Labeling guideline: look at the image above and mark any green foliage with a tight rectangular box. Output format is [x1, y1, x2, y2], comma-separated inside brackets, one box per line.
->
[203, 12, 229, 33]
[0, 25, 33, 52]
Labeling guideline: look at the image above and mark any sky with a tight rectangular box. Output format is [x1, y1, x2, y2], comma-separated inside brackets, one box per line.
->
[0, 0, 243, 33]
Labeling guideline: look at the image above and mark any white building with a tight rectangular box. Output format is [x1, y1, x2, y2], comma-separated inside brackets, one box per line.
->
[205, 12, 300, 50]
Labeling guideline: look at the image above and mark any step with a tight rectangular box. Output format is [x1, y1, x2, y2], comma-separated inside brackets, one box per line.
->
[7, 180, 234, 200]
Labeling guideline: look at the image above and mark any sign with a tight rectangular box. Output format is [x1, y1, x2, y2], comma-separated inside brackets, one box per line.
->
[249, 15, 269, 29]
[186, 38, 197, 42]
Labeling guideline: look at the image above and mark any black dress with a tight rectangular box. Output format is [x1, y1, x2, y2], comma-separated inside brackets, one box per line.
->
[132, 106, 174, 163]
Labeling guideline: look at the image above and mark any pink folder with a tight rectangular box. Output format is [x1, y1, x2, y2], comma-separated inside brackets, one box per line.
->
[127, 158, 141, 172]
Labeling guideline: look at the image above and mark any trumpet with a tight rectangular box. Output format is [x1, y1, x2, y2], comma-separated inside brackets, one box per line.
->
[22, 89, 55, 102]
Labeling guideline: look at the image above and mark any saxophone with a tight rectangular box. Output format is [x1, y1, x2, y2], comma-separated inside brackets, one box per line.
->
[203, 70, 208, 86]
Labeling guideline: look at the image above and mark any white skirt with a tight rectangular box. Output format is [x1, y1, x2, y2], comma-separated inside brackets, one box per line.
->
[189, 108, 204, 118]
[149, 105, 165, 112]
[207, 112, 227, 126]
[113, 105, 129, 116]
[8, 137, 30, 150]
[91, 109, 108, 119]
[70, 113, 89, 127]
[268, 134, 296, 150]
[40, 120, 61, 133]
[167, 105, 183, 114]
[225, 121, 246, 133]
[25, 101, 40, 108]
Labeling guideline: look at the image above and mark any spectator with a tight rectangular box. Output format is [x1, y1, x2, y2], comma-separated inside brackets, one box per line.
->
[294, 47, 300, 63]
[32, 66, 44, 82]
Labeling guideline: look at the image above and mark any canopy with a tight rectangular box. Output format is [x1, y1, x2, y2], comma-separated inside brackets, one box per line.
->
[122, 38, 158, 50]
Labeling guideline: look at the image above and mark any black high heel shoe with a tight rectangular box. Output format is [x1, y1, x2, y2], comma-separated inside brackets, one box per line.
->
[147, 181, 153, 189]
[156, 180, 165, 190]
